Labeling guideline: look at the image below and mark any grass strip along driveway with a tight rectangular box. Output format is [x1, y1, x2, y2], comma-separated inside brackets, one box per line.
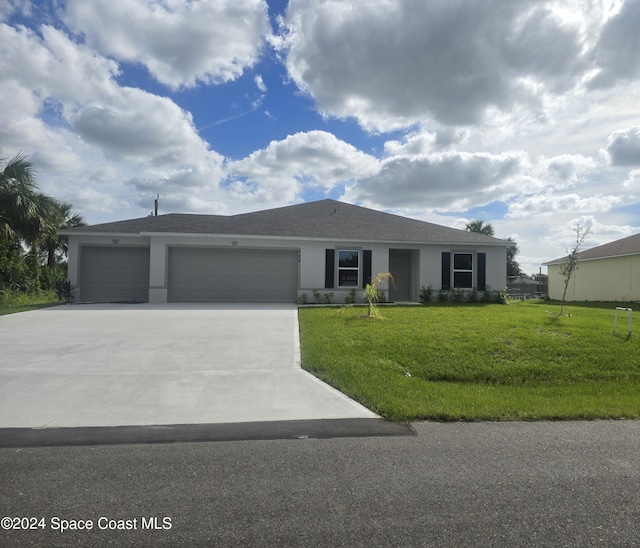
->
[0, 291, 61, 316]
[298, 301, 640, 421]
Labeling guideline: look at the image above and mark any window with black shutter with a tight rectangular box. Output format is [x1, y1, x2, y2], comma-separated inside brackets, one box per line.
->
[453, 253, 473, 289]
[337, 250, 359, 287]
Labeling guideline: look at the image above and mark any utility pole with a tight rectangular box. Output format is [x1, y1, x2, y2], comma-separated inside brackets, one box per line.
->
[154, 194, 159, 216]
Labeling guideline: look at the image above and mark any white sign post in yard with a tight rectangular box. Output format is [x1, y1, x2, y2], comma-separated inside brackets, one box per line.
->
[613, 307, 633, 336]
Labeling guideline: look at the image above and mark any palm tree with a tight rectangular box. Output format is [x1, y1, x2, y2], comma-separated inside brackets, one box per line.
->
[364, 272, 395, 318]
[0, 151, 42, 243]
[465, 219, 495, 236]
[0, 150, 81, 255]
[42, 200, 86, 267]
[1, 149, 85, 294]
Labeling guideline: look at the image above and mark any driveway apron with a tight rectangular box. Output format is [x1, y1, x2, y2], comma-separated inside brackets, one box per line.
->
[0, 304, 376, 428]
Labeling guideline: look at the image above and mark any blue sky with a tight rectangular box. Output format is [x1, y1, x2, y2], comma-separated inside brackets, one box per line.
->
[2, 0, 640, 274]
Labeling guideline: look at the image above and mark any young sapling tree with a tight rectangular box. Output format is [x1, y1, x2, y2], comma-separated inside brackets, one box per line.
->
[364, 272, 395, 318]
[559, 224, 591, 316]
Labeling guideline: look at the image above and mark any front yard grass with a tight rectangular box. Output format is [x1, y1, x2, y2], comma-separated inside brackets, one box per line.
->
[0, 290, 61, 316]
[298, 301, 640, 421]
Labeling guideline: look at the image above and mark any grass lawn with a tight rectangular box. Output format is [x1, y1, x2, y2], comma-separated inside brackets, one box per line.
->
[298, 300, 640, 421]
[0, 290, 61, 316]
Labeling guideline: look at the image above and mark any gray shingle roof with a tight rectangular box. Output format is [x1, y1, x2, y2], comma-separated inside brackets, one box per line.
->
[62, 199, 509, 245]
[544, 232, 640, 265]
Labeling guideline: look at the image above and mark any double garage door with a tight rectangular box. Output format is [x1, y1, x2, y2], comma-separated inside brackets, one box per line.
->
[79, 246, 298, 303]
[168, 247, 299, 303]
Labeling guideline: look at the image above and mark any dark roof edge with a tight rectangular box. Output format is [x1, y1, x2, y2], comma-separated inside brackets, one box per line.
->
[544, 250, 640, 266]
[138, 231, 512, 246]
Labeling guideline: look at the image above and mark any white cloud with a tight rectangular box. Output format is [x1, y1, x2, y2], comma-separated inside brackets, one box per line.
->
[62, 0, 270, 89]
[623, 169, 640, 190]
[520, 154, 599, 194]
[69, 88, 216, 166]
[62, 185, 133, 216]
[507, 193, 623, 219]
[541, 215, 637, 254]
[588, 0, 640, 88]
[277, 0, 587, 131]
[343, 142, 600, 216]
[344, 150, 526, 211]
[0, 16, 226, 219]
[496, 210, 640, 275]
[383, 128, 470, 156]
[605, 127, 640, 166]
[254, 74, 267, 92]
[0, 0, 41, 22]
[227, 131, 380, 204]
[0, 22, 120, 173]
[0, 23, 120, 104]
[543, 154, 597, 181]
[340, 144, 621, 275]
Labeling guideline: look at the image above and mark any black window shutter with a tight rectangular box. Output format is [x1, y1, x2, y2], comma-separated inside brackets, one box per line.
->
[325, 249, 335, 288]
[362, 250, 372, 289]
[477, 252, 487, 290]
[441, 252, 451, 290]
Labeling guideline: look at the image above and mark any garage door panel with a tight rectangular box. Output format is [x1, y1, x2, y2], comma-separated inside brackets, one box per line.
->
[80, 247, 150, 303]
[168, 248, 298, 303]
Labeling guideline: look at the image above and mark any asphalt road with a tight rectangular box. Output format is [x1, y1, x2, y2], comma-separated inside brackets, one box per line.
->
[1, 420, 639, 547]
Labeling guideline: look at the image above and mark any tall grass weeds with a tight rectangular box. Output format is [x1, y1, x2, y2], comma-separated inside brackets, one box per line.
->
[0, 290, 61, 315]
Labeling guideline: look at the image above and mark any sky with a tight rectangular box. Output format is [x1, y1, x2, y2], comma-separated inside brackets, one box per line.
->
[2, 0, 640, 275]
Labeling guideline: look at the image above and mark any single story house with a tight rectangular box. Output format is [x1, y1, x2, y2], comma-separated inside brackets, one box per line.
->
[61, 199, 510, 304]
[543, 232, 640, 302]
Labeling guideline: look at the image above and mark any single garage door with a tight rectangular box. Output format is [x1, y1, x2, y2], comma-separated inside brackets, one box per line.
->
[168, 247, 299, 303]
[79, 246, 150, 303]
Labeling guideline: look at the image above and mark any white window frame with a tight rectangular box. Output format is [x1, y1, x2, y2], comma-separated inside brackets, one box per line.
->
[337, 249, 360, 288]
[453, 252, 474, 289]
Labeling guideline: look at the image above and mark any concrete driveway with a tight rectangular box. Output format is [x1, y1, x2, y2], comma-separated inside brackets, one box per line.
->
[0, 304, 376, 428]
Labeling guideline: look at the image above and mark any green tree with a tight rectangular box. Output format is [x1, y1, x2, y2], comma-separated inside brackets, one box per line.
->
[0, 151, 42, 243]
[0, 242, 30, 291]
[1, 149, 84, 294]
[466, 220, 523, 278]
[41, 200, 86, 267]
[506, 237, 522, 277]
[465, 219, 495, 236]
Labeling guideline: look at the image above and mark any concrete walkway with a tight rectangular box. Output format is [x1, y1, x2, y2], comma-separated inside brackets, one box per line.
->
[0, 304, 376, 428]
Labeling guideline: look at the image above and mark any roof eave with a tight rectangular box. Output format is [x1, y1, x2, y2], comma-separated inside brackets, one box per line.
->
[545, 250, 640, 266]
[59, 229, 141, 237]
[140, 231, 510, 246]
[61, 228, 510, 247]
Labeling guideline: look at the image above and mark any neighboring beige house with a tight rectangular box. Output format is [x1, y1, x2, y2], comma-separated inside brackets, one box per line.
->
[61, 199, 510, 304]
[544, 233, 640, 302]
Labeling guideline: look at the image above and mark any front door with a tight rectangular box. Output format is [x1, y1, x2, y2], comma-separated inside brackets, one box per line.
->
[389, 250, 413, 301]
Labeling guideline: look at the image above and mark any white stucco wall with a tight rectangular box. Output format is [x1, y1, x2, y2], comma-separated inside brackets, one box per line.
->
[547, 254, 640, 301]
[299, 241, 328, 289]
[66, 233, 507, 303]
[418, 247, 441, 290]
[418, 245, 507, 293]
[483, 246, 508, 292]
